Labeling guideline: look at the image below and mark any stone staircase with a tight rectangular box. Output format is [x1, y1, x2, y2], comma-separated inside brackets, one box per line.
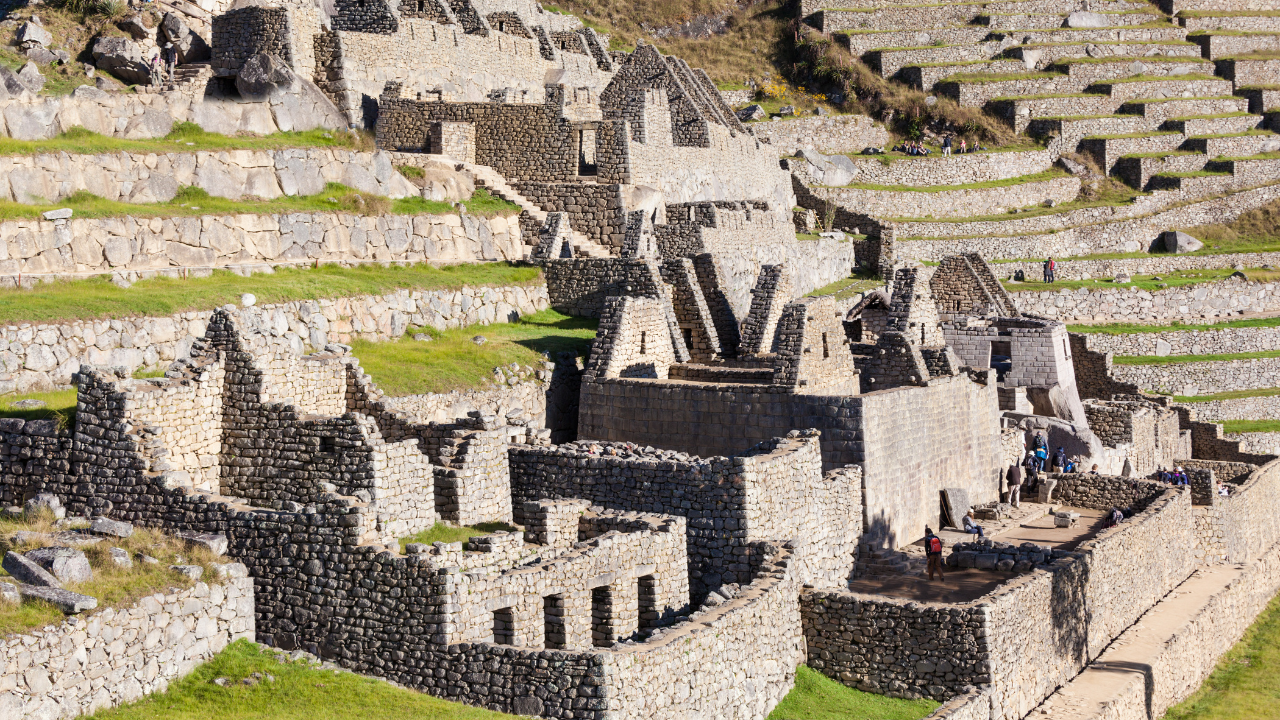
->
[853, 545, 929, 578]
[461, 162, 614, 258]
[136, 62, 213, 95]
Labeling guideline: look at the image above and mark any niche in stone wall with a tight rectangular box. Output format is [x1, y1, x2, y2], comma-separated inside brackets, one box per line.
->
[577, 127, 597, 176]
[493, 606, 516, 645]
[989, 339, 1012, 381]
[543, 594, 566, 649]
[590, 586, 611, 647]
[638, 575, 657, 631]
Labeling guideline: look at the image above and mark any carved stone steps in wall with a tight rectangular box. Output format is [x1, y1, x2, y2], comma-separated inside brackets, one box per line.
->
[461, 162, 614, 258]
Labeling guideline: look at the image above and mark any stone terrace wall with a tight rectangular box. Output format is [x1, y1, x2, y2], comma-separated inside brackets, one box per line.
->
[1077, 324, 1280, 357]
[0, 149, 417, 205]
[0, 567, 254, 720]
[1111, 356, 1280, 396]
[796, 149, 1056, 188]
[808, 175, 1080, 220]
[1011, 277, 1280, 323]
[0, 209, 523, 280]
[993, 250, 1280, 283]
[1175, 395, 1280, 421]
[0, 83, 343, 142]
[1217, 459, 1280, 563]
[0, 282, 548, 392]
[895, 182, 1280, 261]
[747, 115, 890, 155]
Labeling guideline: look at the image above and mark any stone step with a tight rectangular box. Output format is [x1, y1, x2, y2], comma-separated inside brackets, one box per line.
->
[1052, 56, 1215, 82]
[901, 59, 1029, 90]
[865, 41, 1007, 77]
[1236, 86, 1280, 113]
[1190, 30, 1280, 58]
[1027, 113, 1155, 138]
[1183, 130, 1280, 155]
[1005, 40, 1201, 68]
[1147, 169, 1235, 192]
[983, 10, 1167, 29]
[1079, 131, 1187, 171]
[1093, 75, 1234, 100]
[1112, 150, 1209, 187]
[1004, 26, 1190, 44]
[1180, 13, 1280, 32]
[939, 72, 1096, 106]
[839, 27, 995, 56]
[988, 93, 1128, 133]
[1163, 112, 1264, 134]
[1118, 94, 1250, 120]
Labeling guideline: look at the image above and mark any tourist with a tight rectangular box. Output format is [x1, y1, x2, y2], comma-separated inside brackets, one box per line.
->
[1034, 443, 1048, 472]
[1052, 446, 1067, 472]
[942, 135, 952, 156]
[1103, 506, 1124, 528]
[1218, 482, 1230, 497]
[963, 510, 985, 537]
[924, 527, 945, 581]
[1023, 451, 1040, 495]
[1090, 464, 1100, 475]
[960, 138, 968, 154]
[1043, 257, 1056, 283]
[164, 42, 178, 82]
[1007, 461, 1023, 508]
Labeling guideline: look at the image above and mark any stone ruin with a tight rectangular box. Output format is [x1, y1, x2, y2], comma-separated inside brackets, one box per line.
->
[3, 250, 1280, 719]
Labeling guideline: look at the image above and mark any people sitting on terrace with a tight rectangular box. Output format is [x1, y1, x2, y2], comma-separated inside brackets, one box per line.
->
[963, 511, 985, 537]
[1218, 481, 1231, 497]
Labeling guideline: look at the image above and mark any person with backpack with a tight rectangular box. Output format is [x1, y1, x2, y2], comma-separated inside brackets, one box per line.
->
[1043, 257, 1056, 283]
[1023, 451, 1040, 494]
[925, 528, 945, 581]
[1035, 444, 1048, 472]
[1006, 461, 1023, 508]
[1052, 447, 1067, 472]
[942, 135, 952, 157]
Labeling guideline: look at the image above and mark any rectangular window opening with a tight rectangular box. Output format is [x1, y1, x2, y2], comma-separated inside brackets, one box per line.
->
[822, 332, 829, 359]
[681, 327, 693, 350]
[543, 594, 565, 650]
[493, 606, 515, 645]
[591, 586, 611, 648]
[638, 575, 658, 632]
[639, 331, 647, 356]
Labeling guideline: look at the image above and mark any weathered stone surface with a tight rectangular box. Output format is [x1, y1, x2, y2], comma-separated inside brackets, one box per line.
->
[91, 516, 134, 538]
[25, 546, 92, 583]
[235, 53, 295, 99]
[1163, 230, 1204, 254]
[2, 551, 59, 587]
[92, 36, 152, 85]
[15, 583, 97, 613]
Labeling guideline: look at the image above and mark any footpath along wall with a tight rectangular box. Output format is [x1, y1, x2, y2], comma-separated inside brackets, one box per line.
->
[0, 283, 549, 393]
[0, 566, 254, 720]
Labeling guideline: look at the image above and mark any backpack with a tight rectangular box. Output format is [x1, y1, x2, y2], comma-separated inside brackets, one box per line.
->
[928, 536, 942, 554]
[1036, 448, 1047, 459]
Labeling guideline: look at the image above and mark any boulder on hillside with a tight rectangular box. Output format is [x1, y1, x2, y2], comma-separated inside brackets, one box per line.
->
[236, 52, 295, 99]
[1163, 230, 1203, 254]
[2, 551, 59, 587]
[17, 20, 52, 49]
[25, 46, 59, 65]
[25, 547, 92, 584]
[794, 148, 856, 187]
[159, 12, 211, 64]
[92, 36, 153, 85]
[1066, 11, 1108, 27]
[117, 13, 153, 41]
[736, 103, 765, 121]
[0, 67, 31, 99]
[16, 62, 45, 94]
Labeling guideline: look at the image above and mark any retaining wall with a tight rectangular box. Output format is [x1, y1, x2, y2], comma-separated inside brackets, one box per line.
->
[748, 115, 891, 155]
[809, 175, 1080, 220]
[992, 251, 1280, 283]
[0, 209, 524, 280]
[0, 282, 549, 392]
[805, 149, 1057, 188]
[1011, 276, 1280, 322]
[1176, 395, 1280, 421]
[1111, 356, 1280, 395]
[1073, 324, 1280, 357]
[0, 149, 417, 205]
[0, 567, 254, 720]
[0, 82, 343, 142]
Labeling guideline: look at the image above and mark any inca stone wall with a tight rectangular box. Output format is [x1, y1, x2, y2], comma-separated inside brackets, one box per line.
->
[0, 282, 548, 393]
[0, 207, 524, 280]
[1111, 356, 1280, 396]
[508, 433, 860, 598]
[1012, 276, 1280, 323]
[992, 251, 1280, 284]
[211, 6, 292, 75]
[894, 182, 1280, 262]
[0, 149, 417, 205]
[0, 83, 343, 143]
[747, 115, 890, 155]
[1078, 324, 1280, 357]
[791, 148, 1055, 188]
[0, 567, 254, 720]
[807, 175, 1080, 220]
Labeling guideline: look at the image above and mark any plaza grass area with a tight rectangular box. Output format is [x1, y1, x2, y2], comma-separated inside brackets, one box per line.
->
[807, 270, 884, 300]
[1221, 419, 1280, 434]
[0, 520, 220, 636]
[0, 262, 540, 325]
[0, 184, 519, 222]
[1114, 349, 1280, 365]
[767, 666, 939, 720]
[350, 309, 598, 396]
[88, 639, 518, 720]
[1165, 592, 1280, 720]
[398, 521, 518, 552]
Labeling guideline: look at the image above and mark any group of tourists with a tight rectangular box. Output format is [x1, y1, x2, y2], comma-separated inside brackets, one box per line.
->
[148, 44, 180, 87]
[892, 137, 990, 157]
